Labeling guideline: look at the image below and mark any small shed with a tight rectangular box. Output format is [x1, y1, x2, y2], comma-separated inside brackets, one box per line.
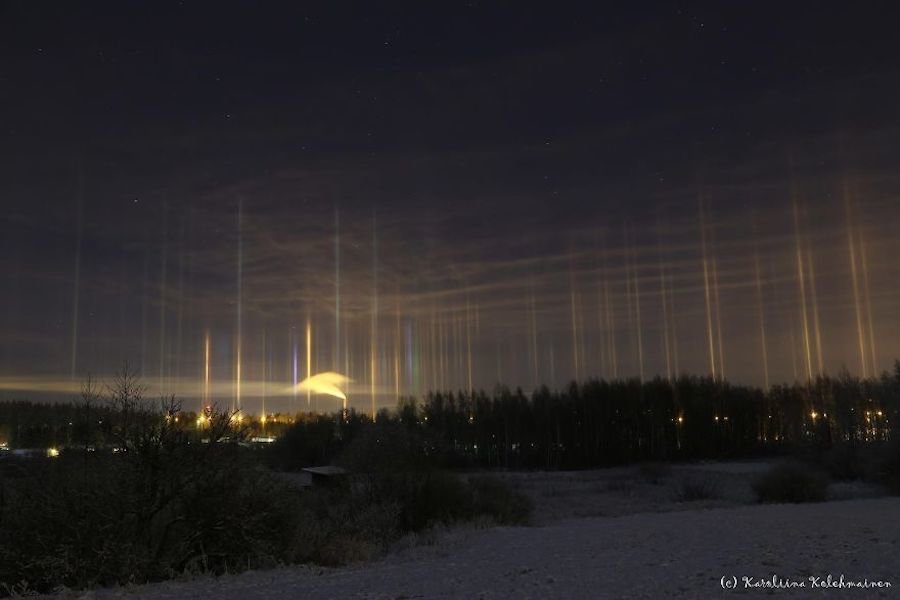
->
[301, 465, 349, 486]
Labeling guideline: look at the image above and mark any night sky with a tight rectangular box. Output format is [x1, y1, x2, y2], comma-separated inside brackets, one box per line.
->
[2, 2, 899, 413]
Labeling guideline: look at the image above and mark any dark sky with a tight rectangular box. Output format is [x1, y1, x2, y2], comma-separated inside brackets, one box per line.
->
[2, 2, 899, 411]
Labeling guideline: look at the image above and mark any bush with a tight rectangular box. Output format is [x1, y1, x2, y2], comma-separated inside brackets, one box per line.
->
[673, 475, 720, 502]
[469, 476, 533, 525]
[752, 462, 829, 503]
[0, 437, 302, 593]
[412, 470, 475, 528]
[273, 420, 480, 567]
[288, 486, 401, 566]
[337, 420, 473, 532]
[320, 422, 532, 564]
[638, 462, 672, 485]
[0, 368, 306, 594]
[817, 444, 870, 482]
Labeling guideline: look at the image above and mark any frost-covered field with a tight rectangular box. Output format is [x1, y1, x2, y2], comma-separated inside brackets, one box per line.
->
[55, 465, 898, 599]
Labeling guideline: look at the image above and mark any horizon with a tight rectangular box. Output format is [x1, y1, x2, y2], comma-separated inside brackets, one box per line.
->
[3, 359, 899, 418]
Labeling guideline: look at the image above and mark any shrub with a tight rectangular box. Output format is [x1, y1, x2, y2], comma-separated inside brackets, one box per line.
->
[336, 420, 474, 531]
[674, 475, 720, 502]
[818, 444, 870, 482]
[638, 462, 672, 485]
[469, 476, 533, 525]
[411, 469, 474, 528]
[605, 475, 636, 493]
[328, 422, 532, 557]
[288, 485, 401, 566]
[752, 462, 829, 503]
[279, 428, 484, 567]
[0, 437, 302, 593]
[0, 368, 306, 594]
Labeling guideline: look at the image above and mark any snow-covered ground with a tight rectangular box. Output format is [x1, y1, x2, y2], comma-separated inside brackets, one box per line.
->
[61, 498, 898, 599]
[54, 465, 898, 599]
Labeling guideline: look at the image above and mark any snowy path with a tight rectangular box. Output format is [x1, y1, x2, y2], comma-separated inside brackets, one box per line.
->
[69, 498, 899, 599]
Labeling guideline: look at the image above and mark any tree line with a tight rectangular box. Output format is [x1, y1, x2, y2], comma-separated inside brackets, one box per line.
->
[275, 363, 899, 470]
[3, 362, 898, 469]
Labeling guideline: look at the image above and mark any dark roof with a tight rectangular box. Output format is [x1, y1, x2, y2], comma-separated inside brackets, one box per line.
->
[301, 465, 348, 477]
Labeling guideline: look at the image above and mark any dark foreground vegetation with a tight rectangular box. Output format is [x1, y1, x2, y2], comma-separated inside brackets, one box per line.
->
[2, 363, 900, 594]
[0, 368, 531, 595]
